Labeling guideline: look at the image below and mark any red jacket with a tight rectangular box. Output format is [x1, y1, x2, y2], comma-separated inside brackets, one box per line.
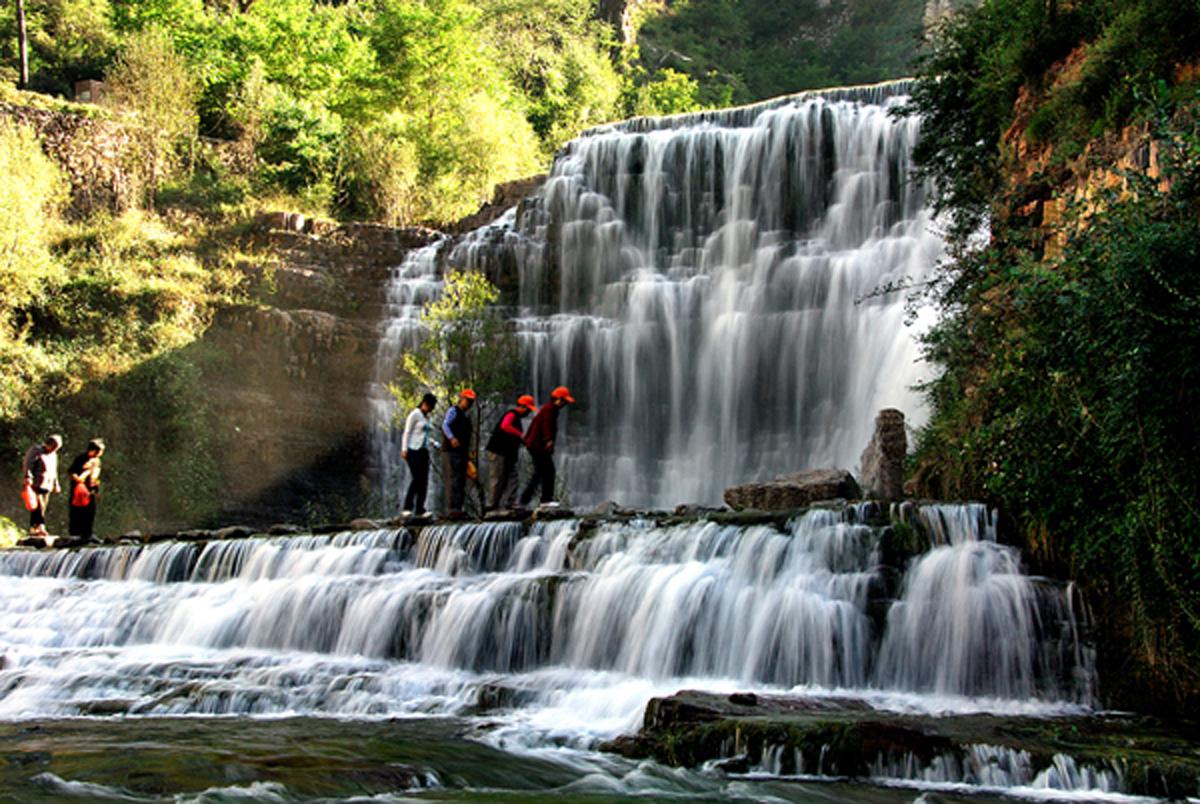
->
[523, 402, 560, 452]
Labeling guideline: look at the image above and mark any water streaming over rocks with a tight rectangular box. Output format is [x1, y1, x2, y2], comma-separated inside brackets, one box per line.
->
[0, 506, 1092, 714]
[370, 81, 942, 509]
[21, 505, 1198, 798]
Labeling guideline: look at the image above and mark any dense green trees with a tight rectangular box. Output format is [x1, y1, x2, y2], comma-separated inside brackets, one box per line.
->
[632, 0, 926, 107]
[907, 0, 1200, 712]
[3, 0, 626, 224]
[3, 0, 942, 224]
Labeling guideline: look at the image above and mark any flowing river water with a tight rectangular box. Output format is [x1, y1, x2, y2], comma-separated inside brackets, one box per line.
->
[0, 504, 1156, 802]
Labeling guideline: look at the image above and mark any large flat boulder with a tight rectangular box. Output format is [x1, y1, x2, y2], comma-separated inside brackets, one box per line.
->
[723, 468, 861, 511]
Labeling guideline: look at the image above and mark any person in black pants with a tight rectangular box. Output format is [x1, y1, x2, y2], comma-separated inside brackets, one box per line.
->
[440, 389, 476, 517]
[485, 393, 535, 512]
[519, 386, 575, 508]
[68, 439, 105, 540]
[23, 434, 63, 537]
[400, 393, 438, 515]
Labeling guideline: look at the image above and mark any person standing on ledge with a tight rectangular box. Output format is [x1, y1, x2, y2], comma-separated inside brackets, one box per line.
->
[441, 389, 476, 519]
[68, 439, 105, 541]
[400, 393, 438, 516]
[23, 434, 62, 537]
[519, 386, 575, 509]
[484, 393, 535, 513]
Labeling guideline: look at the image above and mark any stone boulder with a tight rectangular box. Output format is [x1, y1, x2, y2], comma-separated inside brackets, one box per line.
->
[723, 469, 861, 511]
[859, 408, 907, 500]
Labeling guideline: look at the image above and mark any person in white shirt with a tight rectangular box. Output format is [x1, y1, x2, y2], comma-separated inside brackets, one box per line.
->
[23, 433, 63, 536]
[400, 393, 438, 515]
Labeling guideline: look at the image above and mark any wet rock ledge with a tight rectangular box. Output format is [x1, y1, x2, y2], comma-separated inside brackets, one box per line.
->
[11, 496, 897, 552]
[602, 690, 1200, 798]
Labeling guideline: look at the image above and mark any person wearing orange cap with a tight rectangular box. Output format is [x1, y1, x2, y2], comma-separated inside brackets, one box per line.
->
[484, 393, 536, 512]
[519, 386, 575, 508]
[441, 389, 476, 517]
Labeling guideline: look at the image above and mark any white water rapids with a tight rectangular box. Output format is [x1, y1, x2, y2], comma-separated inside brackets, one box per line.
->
[370, 81, 942, 509]
[0, 503, 1123, 799]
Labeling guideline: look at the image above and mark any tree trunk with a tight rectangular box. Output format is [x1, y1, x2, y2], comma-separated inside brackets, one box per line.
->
[16, 0, 29, 89]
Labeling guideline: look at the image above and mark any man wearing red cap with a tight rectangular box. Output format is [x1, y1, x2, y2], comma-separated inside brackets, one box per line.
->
[441, 389, 476, 517]
[484, 393, 535, 512]
[519, 386, 575, 508]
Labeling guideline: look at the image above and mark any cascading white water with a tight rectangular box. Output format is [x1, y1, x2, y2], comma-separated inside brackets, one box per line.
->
[0, 504, 1090, 724]
[369, 241, 444, 507]
[875, 504, 1094, 701]
[370, 81, 943, 509]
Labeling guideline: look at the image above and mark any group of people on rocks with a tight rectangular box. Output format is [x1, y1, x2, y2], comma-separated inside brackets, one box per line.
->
[12, 387, 575, 539]
[400, 386, 576, 518]
[20, 434, 105, 540]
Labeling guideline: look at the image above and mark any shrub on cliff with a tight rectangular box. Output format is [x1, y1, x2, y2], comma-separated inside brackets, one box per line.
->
[0, 120, 66, 311]
[103, 27, 199, 204]
[0, 120, 67, 418]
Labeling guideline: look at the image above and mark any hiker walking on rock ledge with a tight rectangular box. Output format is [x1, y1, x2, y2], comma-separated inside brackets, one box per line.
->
[519, 386, 575, 508]
[401, 393, 438, 516]
[441, 389, 476, 518]
[485, 394, 535, 512]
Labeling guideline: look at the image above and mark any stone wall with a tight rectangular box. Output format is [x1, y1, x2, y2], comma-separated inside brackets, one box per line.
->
[0, 100, 136, 216]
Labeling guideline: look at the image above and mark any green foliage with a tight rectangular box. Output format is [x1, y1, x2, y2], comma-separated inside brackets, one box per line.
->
[903, 0, 1200, 240]
[910, 0, 1200, 709]
[476, 0, 622, 147]
[340, 114, 420, 226]
[632, 68, 700, 117]
[0, 120, 67, 340]
[103, 27, 200, 200]
[391, 270, 521, 455]
[632, 0, 925, 109]
[0, 515, 21, 548]
[4, 0, 936, 226]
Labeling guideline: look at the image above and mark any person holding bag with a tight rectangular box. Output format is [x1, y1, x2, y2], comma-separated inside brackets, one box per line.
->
[67, 439, 104, 541]
[22, 434, 62, 537]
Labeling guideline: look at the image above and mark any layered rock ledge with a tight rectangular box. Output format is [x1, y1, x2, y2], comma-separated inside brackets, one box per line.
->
[604, 690, 1200, 798]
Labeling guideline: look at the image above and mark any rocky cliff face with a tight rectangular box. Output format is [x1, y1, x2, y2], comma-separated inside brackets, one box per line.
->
[199, 219, 439, 526]
[0, 100, 136, 216]
[997, 47, 1173, 259]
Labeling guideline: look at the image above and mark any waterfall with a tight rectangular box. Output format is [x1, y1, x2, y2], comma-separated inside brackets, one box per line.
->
[0, 504, 1092, 721]
[369, 241, 445, 508]
[370, 81, 943, 510]
[875, 504, 1094, 700]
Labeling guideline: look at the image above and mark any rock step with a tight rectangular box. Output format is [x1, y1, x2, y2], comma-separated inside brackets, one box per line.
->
[603, 690, 1200, 798]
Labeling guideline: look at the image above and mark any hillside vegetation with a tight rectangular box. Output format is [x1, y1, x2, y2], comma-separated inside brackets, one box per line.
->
[0, 0, 934, 533]
[905, 0, 1200, 714]
[631, 0, 927, 107]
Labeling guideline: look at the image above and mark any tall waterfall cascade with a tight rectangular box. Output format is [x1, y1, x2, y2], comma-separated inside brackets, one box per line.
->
[371, 81, 942, 508]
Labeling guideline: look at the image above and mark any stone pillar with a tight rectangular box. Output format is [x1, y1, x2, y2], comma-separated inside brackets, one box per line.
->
[859, 408, 906, 500]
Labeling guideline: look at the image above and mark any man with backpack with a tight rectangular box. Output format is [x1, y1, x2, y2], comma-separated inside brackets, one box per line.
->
[484, 394, 535, 512]
[519, 386, 575, 509]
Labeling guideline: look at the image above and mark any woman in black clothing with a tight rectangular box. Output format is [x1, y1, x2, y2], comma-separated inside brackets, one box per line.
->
[68, 439, 104, 540]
